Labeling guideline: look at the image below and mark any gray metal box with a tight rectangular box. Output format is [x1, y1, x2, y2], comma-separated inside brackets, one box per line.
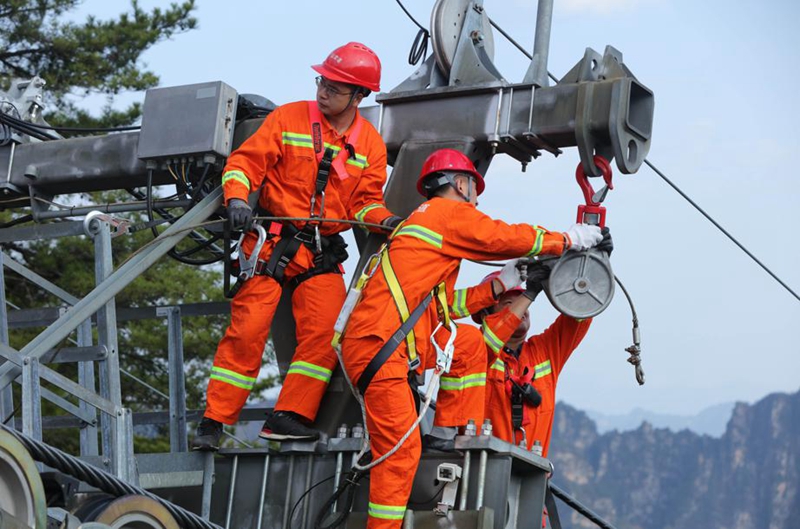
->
[137, 81, 238, 161]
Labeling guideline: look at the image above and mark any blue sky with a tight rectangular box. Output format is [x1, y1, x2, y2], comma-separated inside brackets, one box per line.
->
[71, 0, 799, 416]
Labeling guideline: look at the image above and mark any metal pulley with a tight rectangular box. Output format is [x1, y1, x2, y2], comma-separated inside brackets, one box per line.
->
[0, 427, 47, 529]
[544, 156, 615, 319]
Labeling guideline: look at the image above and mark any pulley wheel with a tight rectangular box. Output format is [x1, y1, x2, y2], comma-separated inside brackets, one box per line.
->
[430, 0, 495, 78]
[74, 494, 179, 529]
[0, 428, 47, 529]
[544, 249, 615, 319]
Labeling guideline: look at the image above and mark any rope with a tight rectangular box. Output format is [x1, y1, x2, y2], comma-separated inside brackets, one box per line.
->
[0, 424, 222, 529]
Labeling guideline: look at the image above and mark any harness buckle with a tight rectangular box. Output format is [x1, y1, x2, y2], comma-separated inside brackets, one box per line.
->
[235, 224, 267, 282]
[431, 320, 457, 374]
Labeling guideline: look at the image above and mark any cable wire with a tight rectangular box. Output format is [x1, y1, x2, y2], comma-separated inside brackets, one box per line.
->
[644, 159, 799, 302]
[488, 17, 559, 83]
[393, 0, 430, 65]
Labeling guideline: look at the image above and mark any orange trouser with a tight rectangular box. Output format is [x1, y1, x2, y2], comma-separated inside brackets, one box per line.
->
[343, 325, 486, 529]
[205, 241, 346, 425]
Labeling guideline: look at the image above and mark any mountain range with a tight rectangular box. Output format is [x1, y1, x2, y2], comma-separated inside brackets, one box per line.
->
[549, 389, 800, 529]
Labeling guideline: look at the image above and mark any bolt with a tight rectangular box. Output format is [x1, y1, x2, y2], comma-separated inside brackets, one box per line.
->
[481, 418, 493, 436]
[464, 419, 477, 436]
[351, 424, 364, 439]
[337, 424, 348, 438]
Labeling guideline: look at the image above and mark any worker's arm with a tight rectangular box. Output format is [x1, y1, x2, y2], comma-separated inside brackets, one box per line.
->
[346, 127, 398, 232]
[220, 107, 284, 205]
[450, 281, 496, 319]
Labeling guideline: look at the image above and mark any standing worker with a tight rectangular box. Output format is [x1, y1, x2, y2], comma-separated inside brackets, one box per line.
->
[477, 238, 611, 456]
[339, 148, 604, 528]
[192, 43, 401, 451]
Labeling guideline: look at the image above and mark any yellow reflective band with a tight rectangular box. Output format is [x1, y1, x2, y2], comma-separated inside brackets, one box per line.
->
[482, 324, 504, 354]
[221, 170, 250, 191]
[533, 360, 552, 379]
[346, 153, 368, 169]
[210, 366, 256, 391]
[281, 132, 313, 148]
[381, 252, 418, 362]
[434, 283, 451, 327]
[368, 502, 406, 520]
[526, 226, 546, 256]
[286, 361, 333, 383]
[440, 372, 487, 391]
[490, 358, 505, 372]
[451, 288, 470, 318]
[355, 203, 383, 223]
[395, 225, 443, 249]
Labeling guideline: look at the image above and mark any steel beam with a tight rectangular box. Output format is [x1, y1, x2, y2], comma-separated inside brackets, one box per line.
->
[0, 220, 85, 243]
[21, 357, 42, 441]
[158, 306, 188, 452]
[0, 253, 14, 428]
[77, 319, 99, 456]
[2, 253, 79, 305]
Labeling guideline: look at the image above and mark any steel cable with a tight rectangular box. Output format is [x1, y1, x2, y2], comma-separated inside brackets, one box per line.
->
[0, 424, 222, 529]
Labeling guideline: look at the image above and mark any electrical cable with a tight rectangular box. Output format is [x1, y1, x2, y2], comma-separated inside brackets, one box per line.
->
[393, 0, 430, 66]
[644, 159, 799, 302]
[487, 17, 559, 84]
[288, 475, 335, 529]
[0, 111, 139, 133]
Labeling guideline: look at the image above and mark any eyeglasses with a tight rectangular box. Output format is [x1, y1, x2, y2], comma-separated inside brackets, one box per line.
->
[315, 76, 354, 97]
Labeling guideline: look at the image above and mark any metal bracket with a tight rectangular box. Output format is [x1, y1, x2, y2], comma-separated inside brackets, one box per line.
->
[83, 211, 131, 239]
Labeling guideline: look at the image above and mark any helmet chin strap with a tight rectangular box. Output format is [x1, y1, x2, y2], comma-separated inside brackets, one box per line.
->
[451, 175, 473, 203]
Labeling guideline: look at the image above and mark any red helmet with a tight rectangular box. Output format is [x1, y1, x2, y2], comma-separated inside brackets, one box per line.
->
[416, 149, 486, 197]
[312, 42, 381, 92]
[471, 271, 524, 324]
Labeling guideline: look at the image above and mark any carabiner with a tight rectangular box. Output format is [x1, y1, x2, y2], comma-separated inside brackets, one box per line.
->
[431, 320, 458, 374]
[236, 224, 267, 282]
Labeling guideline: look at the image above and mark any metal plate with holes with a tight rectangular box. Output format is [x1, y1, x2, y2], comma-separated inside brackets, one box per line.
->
[431, 0, 495, 77]
[544, 249, 615, 319]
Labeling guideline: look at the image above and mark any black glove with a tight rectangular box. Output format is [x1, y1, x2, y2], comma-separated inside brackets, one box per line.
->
[596, 226, 613, 256]
[313, 234, 349, 270]
[382, 215, 403, 230]
[523, 261, 551, 301]
[226, 198, 252, 231]
[518, 383, 542, 407]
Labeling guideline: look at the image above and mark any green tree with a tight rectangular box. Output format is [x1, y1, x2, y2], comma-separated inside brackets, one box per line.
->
[0, 0, 197, 127]
[0, 1, 279, 453]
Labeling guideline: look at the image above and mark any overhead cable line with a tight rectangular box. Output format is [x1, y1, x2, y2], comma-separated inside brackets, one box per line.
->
[393, 0, 429, 65]
[644, 159, 798, 302]
[487, 17, 559, 84]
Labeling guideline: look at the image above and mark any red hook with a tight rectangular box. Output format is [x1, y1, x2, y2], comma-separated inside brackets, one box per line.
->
[575, 155, 613, 227]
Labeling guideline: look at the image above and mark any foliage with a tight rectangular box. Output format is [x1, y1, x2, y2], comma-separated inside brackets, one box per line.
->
[0, 0, 197, 128]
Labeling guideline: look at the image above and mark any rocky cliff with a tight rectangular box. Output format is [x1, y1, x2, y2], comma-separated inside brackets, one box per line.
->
[549, 390, 800, 529]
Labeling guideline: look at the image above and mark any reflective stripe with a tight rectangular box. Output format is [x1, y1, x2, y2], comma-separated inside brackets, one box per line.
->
[490, 358, 505, 372]
[281, 132, 367, 167]
[482, 324, 504, 354]
[394, 225, 443, 249]
[440, 372, 487, 391]
[526, 226, 547, 256]
[451, 288, 469, 318]
[368, 502, 406, 520]
[286, 361, 333, 383]
[355, 203, 383, 223]
[209, 366, 256, 391]
[221, 170, 250, 191]
[533, 360, 552, 379]
[381, 252, 419, 363]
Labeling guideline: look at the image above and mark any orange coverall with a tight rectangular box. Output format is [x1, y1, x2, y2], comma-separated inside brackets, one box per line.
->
[205, 101, 393, 425]
[341, 197, 567, 528]
[482, 308, 591, 457]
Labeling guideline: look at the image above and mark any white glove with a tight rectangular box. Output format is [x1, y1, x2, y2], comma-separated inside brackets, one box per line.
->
[564, 223, 603, 251]
[497, 258, 531, 291]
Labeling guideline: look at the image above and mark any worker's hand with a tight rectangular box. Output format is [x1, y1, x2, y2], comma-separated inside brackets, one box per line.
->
[596, 226, 614, 256]
[497, 258, 531, 292]
[227, 198, 252, 231]
[381, 215, 403, 230]
[523, 261, 551, 301]
[563, 223, 603, 252]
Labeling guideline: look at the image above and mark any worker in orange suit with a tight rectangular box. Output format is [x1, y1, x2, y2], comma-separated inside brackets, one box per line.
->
[339, 148, 605, 528]
[192, 42, 402, 451]
[476, 238, 611, 457]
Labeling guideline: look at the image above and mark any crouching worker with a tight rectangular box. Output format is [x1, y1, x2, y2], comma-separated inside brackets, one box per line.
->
[339, 148, 605, 528]
[477, 233, 611, 456]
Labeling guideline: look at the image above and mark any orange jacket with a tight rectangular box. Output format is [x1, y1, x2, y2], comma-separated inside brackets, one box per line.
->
[344, 197, 566, 383]
[221, 101, 392, 235]
[483, 309, 591, 457]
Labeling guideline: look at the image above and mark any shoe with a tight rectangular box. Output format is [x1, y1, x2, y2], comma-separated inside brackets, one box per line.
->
[422, 434, 456, 453]
[192, 417, 223, 451]
[259, 411, 321, 442]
